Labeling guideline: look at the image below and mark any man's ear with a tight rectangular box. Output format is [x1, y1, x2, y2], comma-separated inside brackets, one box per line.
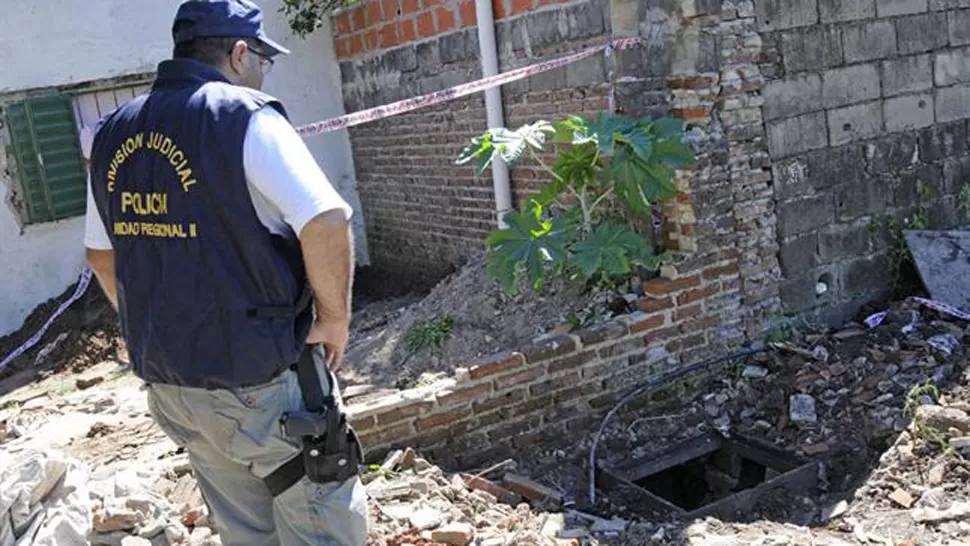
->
[227, 39, 249, 74]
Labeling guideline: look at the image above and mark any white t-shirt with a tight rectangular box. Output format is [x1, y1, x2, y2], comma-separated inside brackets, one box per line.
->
[84, 106, 352, 249]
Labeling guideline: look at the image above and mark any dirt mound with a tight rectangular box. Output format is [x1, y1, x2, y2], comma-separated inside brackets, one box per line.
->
[0, 279, 124, 393]
[341, 252, 633, 390]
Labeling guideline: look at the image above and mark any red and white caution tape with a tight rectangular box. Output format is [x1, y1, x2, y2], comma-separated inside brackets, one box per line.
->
[295, 37, 643, 137]
[0, 267, 93, 371]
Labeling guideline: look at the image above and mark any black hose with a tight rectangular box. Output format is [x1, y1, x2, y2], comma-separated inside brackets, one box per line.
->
[587, 342, 769, 505]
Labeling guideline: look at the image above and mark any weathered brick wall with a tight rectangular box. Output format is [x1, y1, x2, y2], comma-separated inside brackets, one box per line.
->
[333, 0, 613, 290]
[758, 0, 970, 324]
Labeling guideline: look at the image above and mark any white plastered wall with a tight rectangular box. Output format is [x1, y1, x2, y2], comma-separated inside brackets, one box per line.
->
[0, 0, 363, 337]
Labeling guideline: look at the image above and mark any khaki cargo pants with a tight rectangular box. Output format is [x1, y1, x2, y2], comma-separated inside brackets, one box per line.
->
[145, 349, 369, 546]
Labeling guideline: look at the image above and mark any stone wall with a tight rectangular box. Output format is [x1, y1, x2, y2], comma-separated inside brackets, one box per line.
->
[760, 0, 970, 323]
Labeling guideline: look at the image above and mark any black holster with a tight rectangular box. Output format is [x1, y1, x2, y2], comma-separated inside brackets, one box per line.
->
[263, 346, 362, 497]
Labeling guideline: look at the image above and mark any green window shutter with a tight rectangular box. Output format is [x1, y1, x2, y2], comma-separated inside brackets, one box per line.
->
[7, 94, 86, 223]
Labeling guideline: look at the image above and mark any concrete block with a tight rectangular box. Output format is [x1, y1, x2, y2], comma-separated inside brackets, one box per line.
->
[936, 48, 970, 86]
[843, 21, 897, 63]
[885, 93, 935, 132]
[943, 156, 970, 194]
[950, 9, 970, 46]
[822, 64, 881, 109]
[895, 164, 943, 206]
[929, 0, 970, 9]
[895, 13, 948, 55]
[778, 193, 836, 237]
[773, 145, 867, 199]
[865, 133, 919, 174]
[782, 26, 843, 72]
[781, 267, 838, 313]
[835, 175, 888, 221]
[563, 0, 607, 41]
[565, 55, 606, 88]
[881, 54, 933, 96]
[763, 73, 823, 121]
[819, 222, 872, 261]
[757, 0, 818, 30]
[828, 101, 885, 146]
[820, 0, 876, 22]
[767, 112, 830, 158]
[876, 0, 928, 16]
[936, 84, 970, 122]
[918, 121, 970, 160]
[779, 233, 819, 277]
[842, 254, 893, 297]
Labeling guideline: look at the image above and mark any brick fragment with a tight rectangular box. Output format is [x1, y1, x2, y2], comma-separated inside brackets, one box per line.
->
[674, 304, 703, 321]
[641, 275, 701, 296]
[629, 313, 666, 334]
[493, 366, 545, 390]
[468, 351, 526, 380]
[637, 296, 674, 313]
[415, 407, 473, 432]
[677, 285, 720, 306]
[461, 474, 522, 505]
[502, 473, 564, 503]
[436, 383, 492, 407]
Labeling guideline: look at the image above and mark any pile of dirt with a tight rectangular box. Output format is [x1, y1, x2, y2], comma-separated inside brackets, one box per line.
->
[341, 252, 637, 391]
[0, 279, 124, 393]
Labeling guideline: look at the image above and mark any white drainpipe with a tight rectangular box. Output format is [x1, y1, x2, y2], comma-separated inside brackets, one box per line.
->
[474, 0, 512, 228]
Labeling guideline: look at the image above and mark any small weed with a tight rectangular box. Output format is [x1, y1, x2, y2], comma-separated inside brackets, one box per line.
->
[912, 179, 937, 230]
[404, 316, 455, 355]
[904, 381, 954, 454]
[903, 380, 940, 418]
[959, 184, 970, 220]
[764, 314, 795, 344]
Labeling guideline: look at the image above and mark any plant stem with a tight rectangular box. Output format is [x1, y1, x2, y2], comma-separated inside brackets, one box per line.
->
[529, 149, 564, 183]
[590, 187, 615, 215]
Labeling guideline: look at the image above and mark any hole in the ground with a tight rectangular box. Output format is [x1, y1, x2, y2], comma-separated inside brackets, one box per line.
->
[599, 434, 818, 520]
[632, 444, 772, 511]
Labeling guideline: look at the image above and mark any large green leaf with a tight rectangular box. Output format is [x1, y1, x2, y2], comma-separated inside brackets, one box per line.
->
[456, 132, 498, 174]
[618, 126, 653, 159]
[610, 145, 653, 214]
[570, 222, 657, 281]
[485, 201, 569, 293]
[652, 138, 696, 169]
[552, 143, 600, 193]
[650, 117, 685, 139]
[457, 121, 555, 172]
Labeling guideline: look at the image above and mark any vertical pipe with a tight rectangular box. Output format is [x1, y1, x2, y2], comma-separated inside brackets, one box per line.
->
[474, 0, 512, 228]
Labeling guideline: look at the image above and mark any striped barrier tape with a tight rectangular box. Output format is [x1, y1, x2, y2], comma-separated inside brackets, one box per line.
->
[295, 36, 644, 137]
[0, 267, 93, 371]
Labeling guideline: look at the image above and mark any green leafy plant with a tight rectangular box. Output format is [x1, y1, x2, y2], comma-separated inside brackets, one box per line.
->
[959, 184, 970, 221]
[912, 179, 937, 230]
[280, 0, 359, 38]
[457, 113, 695, 294]
[403, 316, 455, 355]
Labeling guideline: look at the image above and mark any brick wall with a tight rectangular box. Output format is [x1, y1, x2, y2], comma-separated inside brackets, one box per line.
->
[759, 0, 970, 324]
[333, 0, 615, 291]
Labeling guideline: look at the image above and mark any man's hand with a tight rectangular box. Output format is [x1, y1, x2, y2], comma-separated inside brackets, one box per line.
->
[299, 209, 354, 371]
[306, 317, 349, 370]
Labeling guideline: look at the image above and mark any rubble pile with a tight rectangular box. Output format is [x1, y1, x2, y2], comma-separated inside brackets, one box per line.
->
[365, 448, 628, 546]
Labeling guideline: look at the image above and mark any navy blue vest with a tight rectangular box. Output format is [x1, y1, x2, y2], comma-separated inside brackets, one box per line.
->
[89, 59, 312, 389]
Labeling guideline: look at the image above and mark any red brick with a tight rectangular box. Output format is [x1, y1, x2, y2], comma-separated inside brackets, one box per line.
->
[677, 193, 693, 204]
[597, 337, 646, 359]
[539, 0, 570, 5]
[529, 372, 580, 397]
[460, 0, 477, 26]
[335, 37, 350, 58]
[335, 11, 352, 34]
[359, 421, 413, 447]
[351, 6, 366, 29]
[510, 0, 534, 14]
[468, 351, 526, 380]
[461, 475, 522, 505]
[522, 335, 576, 363]
[703, 262, 739, 281]
[349, 414, 376, 432]
[578, 322, 628, 347]
[668, 75, 719, 89]
[677, 285, 719, 306]
[376, 401, 434, 426]
[681, 223, 695, 236]
[364, 28, 379, 50]
[502, 473, 564, 502]
[379, 22, 399, 47]
[641, 275, 701, 296]
[637, 296, 674, 313]
[423, 0, 443, 7]
[365, 0, 382, 26]
[436, 6, 456, 31]
[492, 0, 507, 18]
[398, 18, 417, 42]
[383, 0, 400, 19]
[553, 381, 603, 404]
[415, 407, 473, 432]
[437, 382, 492, 407]
[402, 0, 420, 13]
[646, 326, 680, 344]
[493, 366, 545, 390]
[486, 415, 541, 442]
[674, 304, 702, 322]
[673, 107, 711, 121]
[349, 33, 364, 55]
[547, 351, 595, 373]
[417, 10, 435, 37]
[630, 313, 666, 334]
[472, 388, 526, 414]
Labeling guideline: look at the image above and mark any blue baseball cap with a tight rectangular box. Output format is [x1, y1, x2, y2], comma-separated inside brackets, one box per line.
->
[172, 0, 291, 56]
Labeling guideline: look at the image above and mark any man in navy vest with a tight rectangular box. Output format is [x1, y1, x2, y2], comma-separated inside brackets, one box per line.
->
[84, 1, 369, 544]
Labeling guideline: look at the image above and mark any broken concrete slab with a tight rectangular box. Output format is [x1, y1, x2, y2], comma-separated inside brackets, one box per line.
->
[904, 229, 970, 312]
